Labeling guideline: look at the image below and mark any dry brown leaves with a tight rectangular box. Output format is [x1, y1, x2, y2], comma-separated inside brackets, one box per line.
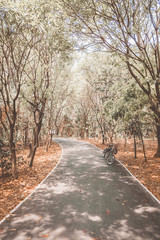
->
[0, 141, 62, 222]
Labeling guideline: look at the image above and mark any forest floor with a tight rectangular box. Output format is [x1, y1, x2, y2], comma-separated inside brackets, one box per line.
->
[82, 138, 160, 202]
[0, 141, 62, 222]
[1, 138, 160, 223]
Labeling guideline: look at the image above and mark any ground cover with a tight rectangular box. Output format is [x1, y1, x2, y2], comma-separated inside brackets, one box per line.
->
[82, 138, 160, 201]
[0, 141, 62, 222]
[1, 138, 159, 223]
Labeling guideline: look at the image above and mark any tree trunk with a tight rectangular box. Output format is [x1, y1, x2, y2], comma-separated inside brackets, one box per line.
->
[29, 119, 43, 167]
[141, 133, 147, 162]
[123, 131, 127, 146]
[24, 128, 28, 148]
[56, 128, 59, 136]
[11, 143, 18, 179]
[134, 134, 137, 159]
[154, 122, 160, 157]
[46, 117, 51, 151]
[86, 129, 89, 139]
[27, 141, 33, 158]
[109, 136, 113, 143]
[139, 124, 147, 162]
[81, 129, 85, 139]
[46, 136, 49, 152]
[29, 127, 38, 167]
[29, 145, 37, 167]
[45, 130, 51, 152]
[10, 127, 18, 179]
[102, 133, 105, 144]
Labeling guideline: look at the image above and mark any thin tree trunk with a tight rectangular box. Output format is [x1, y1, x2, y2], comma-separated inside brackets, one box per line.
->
[154, 121, 160, 157]
[134, 134, 137, 159]
[24, 126, 28, 148]
[10, 127, 18, 179]
[29, 127, 38, 167]
[123, 131, 127, 146]
[29, 118, 43, 167]
[139, 124, 147, 162]
[46, 136, 49, 152]
[45, 130, 51, 152]
[141, 134, 147, 162]
[11, 144, 18, 179]
[29, 145, 37, 167]
[102, 133, 105, 144]
[27, 141, 33, 158]
[46, 116, 51, 151]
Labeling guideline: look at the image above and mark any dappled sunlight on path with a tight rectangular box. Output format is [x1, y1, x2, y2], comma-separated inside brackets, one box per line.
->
[0, 138, 160, 240]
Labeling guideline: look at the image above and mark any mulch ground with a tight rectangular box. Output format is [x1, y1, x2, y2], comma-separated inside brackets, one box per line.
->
[81, 138, 160, 201]
[0, 141, 62, 222]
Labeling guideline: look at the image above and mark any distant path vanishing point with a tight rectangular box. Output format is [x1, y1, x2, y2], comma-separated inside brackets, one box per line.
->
[0, 138, 160, 240]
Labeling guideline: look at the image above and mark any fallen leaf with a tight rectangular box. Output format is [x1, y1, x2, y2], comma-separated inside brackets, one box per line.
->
[27, 237, 31, 240]
[42, 234, 49, 238]
[122, 200, 127, 205]
[106, 210, 110, 215]
[36, 216, 42, 223]
[9, 229, 16, 231]
[0, 142, 61, 223]
[83, 230, 87, 233]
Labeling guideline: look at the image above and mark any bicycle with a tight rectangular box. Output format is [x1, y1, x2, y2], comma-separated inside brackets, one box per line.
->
[103, 145, 116, 165]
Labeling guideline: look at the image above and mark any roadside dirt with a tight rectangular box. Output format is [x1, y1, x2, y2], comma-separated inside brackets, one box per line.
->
[82, 138, 160, 201]
[0, 141, 62, 222]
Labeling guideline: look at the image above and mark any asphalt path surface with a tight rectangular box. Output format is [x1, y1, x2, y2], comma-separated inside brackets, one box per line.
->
[0, 138, 160, 240]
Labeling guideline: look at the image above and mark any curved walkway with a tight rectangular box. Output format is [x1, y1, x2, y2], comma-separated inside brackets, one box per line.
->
[0, 138, 160, 240]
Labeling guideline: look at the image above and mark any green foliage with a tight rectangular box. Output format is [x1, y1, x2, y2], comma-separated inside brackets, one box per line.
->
[61, 0, 160, 136]
[0, 0, 159, 151]
[70, 51, 155, 140]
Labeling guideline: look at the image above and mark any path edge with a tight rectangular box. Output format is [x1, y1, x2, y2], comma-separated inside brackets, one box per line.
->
[0, 140, 63, 226]
[78, 139, 160, 205]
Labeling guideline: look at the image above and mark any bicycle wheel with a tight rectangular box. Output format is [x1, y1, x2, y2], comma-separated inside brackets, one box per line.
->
[107, 153, 115, 165]
[104, 152, 109, 160]
[103, 148, 108, 157]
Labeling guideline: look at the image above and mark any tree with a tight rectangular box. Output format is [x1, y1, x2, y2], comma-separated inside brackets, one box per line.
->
[0, 0, 73, 175]
[43, 59, 73, 147]
[61, 0, 160, 156]
[0, 4, 41, 178]
[22, 36, 55, 167]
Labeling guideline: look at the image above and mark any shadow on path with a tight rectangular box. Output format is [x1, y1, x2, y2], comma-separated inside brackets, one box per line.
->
[0, 138, 160, 240]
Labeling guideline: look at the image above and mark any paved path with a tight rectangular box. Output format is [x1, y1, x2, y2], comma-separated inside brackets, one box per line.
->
[0, 138, 160, 240]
